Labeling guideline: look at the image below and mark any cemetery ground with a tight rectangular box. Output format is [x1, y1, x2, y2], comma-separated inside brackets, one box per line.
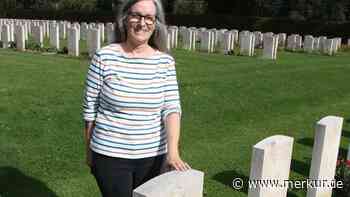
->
[0, 48, 350, 197]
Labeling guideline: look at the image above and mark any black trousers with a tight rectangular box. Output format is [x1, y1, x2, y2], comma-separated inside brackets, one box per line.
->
[91, 151, 165, 197]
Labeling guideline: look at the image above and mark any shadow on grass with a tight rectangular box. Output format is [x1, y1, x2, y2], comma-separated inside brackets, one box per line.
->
[296, 137, 314, 147]
[341, 129, 350, 139]
[346, 118, 350, 124]
[213, 170, 301, 197]
[297, 137, 349, 159]
[213, 170, 249, 194]
[291, 159, 310, 177]
[287, 190, 300, 197]
[0, 166, 58, 197]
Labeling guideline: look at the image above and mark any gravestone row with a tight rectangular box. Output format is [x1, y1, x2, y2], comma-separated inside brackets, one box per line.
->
[0, 18, 348, 60]
[0, 18, 116, 57]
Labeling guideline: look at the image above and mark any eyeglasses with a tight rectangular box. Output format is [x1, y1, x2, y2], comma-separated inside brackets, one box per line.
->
[128, 12, 156, 25]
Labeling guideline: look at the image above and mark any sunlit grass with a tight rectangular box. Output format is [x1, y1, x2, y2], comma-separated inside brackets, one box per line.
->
[0, 48, 349, 197]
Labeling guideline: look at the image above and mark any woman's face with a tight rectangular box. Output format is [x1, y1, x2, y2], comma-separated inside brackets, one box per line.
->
[126, 0, 156, 45]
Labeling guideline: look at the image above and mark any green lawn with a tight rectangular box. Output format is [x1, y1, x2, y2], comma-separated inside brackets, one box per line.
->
[0, 48, 349, 197]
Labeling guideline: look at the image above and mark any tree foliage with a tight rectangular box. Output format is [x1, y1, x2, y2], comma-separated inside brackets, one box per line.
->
[205, 0, 350, 21]
[173, 0, 207, 14]
[1, 0, 350, 21]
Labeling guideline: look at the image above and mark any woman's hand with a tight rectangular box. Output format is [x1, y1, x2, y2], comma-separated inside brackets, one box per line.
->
[166, 151, 191, 171]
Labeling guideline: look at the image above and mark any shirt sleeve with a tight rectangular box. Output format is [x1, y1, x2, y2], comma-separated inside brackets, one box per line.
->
[161, 58, 182, 120]
[82, 52, 104, 121]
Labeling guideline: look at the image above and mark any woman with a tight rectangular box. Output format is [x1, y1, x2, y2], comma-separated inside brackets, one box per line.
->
[82, 0, 190, 197]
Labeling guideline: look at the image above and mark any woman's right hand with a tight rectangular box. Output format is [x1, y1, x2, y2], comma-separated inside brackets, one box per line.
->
[166, 151, 191, 171]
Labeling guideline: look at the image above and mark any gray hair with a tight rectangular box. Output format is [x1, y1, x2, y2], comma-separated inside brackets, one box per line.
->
[116, 0, 168, 52]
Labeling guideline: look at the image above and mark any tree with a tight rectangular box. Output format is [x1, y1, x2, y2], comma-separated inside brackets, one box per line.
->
[1, 0, 16, 10]
[59, 0, 97, 11]
[16, 0, 35, 8]
[163, 0, 175, 13]
[261, 0, 286, 17]
[97, 0, 112, 10]
[330, 2, 347, 22]
[174, 0, 207, 15]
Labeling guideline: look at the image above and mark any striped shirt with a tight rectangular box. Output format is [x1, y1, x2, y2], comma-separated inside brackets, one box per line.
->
[82, 44, 182, 159]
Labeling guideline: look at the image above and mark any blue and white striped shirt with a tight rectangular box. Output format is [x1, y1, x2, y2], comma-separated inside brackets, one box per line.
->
[82, 44, 182, 159]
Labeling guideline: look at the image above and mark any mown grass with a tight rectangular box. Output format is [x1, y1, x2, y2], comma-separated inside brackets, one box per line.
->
[0, 47, 350, 197]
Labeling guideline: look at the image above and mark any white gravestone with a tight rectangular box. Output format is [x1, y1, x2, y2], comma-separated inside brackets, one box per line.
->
[249, 33, 256, 56]
[16, 25, 25, 51]
[231, 29, 239, 44]
[24, 22, 29, 41]
[304, 35, 314, 53]
[40, 22, 46, 38]
[263, 32, 274, 47]
[178, 28, 186, 49]
[295, 35, 302, 49]
[248, 135, 294, 197]
[98, 23, 105, 43]
[254, 31, 263, 48]
[229, 30, 236, 51]
[106, 23, 116, 44]
[80, 23, 88, 40]
[200, 31, 212, 53]
[323, 39, 334, 56]
[166, 32, 171, 51]
[73, 23, 81, 41]
[286, 34, 297, 51]
[277, 33, 287, 48]
[211, 29, 218, 47]
[9, 23, 14, 42]
[223, 31, 232, 54]
[319, 36, 327, 51]
[240, 31, 254, 56]
[191, 29, 197, 50]
[174, 27, 179, 48]
[168, 27, 176, 49]
[59, 22, 66, 39]
[49, 24, 60, 50]
[133, 169, 204, 197]
[216, 31, 232, 54]
[68, 28, 79, 56]
[169, 26, 178, 48]
[313, 37, 320, 51]
[32, 26, 44, 48]
[209, 30, 216, 53]
[333, 38, 341, 53]
[307, 116, 343, 197]
[87, 28, 101, 57]
[45, 21, 50, 37]
[181, 29, 194, 50]
[263, 35, 278, 60]
[0, 24, 2, 41]
[195, 28, 202, 42]
[2, 25, 10, 48]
